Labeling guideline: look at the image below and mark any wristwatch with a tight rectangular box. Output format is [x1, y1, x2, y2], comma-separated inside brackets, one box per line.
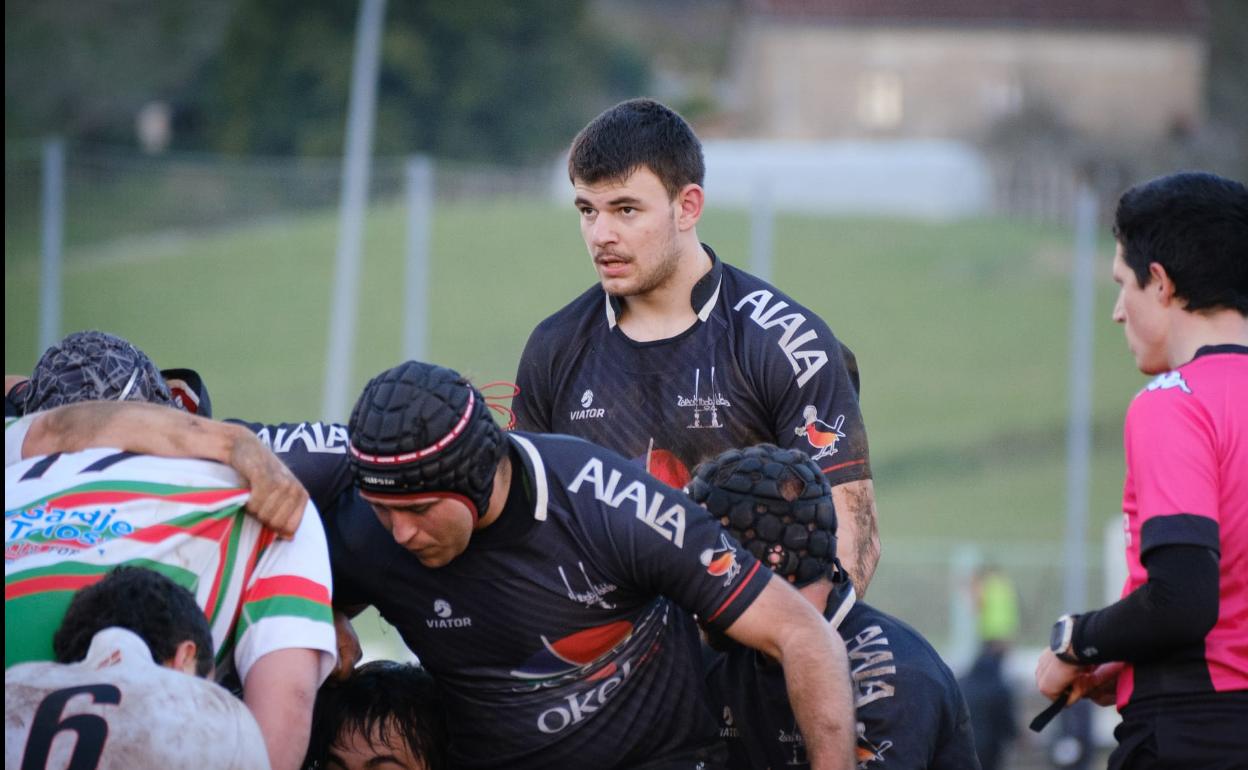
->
[1049, 614, 1080, 664]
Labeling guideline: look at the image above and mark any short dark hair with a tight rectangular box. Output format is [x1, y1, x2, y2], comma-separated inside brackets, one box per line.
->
[305, 661, 447, 770]
[52, 566, 213, 677]
[568, 98, 705, 199]
[1113, 171, 1248, 314]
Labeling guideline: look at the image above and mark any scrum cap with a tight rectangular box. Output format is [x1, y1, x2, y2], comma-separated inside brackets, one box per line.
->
[25, 330, 175, 413]
[687, 444, 837, 585]
[348, 361, 506, 519]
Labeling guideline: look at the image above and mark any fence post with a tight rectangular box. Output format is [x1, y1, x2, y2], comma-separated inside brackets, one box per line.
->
[322, 0, 386, 421]
[39, 137, 65, 355]
[750, 175, 774, 282]
[403, 155, 434, 363]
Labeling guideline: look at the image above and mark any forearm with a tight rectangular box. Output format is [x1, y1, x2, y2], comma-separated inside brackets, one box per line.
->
[831, 479, 880, 596]
[780, 623, 856, 770]
[28, 401, 243, 462]
[1074, 544, 1218, 664]
[243, 648, 321, 770]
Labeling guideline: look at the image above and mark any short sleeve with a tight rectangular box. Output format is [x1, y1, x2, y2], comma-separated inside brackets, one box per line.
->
[233, 501, 337, 685]
[514, 327, 555, 432]
[564, 453, 770, 632]
[1124, 390, 1221, 556]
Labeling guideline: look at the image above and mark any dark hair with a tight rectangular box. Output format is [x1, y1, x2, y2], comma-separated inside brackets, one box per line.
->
[568, 98, 705, 199]
[52, 566, 213, 677]
[1113, 171, 1248, 314]
[304, 661, 447, 770]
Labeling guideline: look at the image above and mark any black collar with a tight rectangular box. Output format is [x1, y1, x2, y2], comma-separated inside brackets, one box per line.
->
[603, 244, 724, 329]
[1193, 343, 1248, 360]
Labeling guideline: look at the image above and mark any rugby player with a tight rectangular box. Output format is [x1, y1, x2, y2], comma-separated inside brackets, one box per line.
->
[1034, 171, 1247, 768]
[257, 360, 856, 769]
[4, 331, 337, 770]
[6, 567, 270, 770]
[303, 661, 446, 770]
[690, 444, 979, 769]
[513, 98, 881, 595]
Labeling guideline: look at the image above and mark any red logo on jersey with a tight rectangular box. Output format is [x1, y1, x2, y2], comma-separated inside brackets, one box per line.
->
[700, 533, 741, 586]
[795, 406, 846, 461]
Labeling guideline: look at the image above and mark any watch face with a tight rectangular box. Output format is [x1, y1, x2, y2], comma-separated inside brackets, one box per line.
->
[1050, 619, 1066, 652]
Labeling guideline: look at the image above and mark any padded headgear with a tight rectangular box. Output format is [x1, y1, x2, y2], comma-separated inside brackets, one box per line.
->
[25, 330, 175, 413]
[687, 444, 837, 586]
[347, 361, 506, 519]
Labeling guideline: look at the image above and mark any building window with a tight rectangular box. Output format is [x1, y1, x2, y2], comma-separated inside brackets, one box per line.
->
[857, 72, 903, 130]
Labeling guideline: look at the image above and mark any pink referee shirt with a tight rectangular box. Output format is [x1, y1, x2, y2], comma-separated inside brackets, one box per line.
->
[1117, 345, 1248, 708]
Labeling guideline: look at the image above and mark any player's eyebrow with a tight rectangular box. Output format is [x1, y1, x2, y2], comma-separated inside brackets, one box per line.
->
[574, 194, 643, 208]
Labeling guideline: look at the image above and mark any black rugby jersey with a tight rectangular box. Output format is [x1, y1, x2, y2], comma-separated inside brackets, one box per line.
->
[515, 245, 871, 490]
[245, 422, 771, 769]
[706, 586, 979, 770]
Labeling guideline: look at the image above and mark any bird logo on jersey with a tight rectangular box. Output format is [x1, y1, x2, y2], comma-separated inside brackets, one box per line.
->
[855, 722, 894, 766]
[795, 406, 846, 461]
[700, 533, 741, 586]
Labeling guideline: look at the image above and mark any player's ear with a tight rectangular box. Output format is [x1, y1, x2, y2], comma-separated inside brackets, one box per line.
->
[675, 183, 704, 230]
[168, 640, 200, 676]
[1147, 262, 1177, 306]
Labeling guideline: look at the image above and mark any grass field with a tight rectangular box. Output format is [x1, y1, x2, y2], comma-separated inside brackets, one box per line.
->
[5, 199, 1140, 546]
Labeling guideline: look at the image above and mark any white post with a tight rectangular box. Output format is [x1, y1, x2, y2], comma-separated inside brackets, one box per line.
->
[39, 137, 65, 355]
[403, 156, 434, 363]
[322, 0, 386, 421]
[750, 175, 774, 281]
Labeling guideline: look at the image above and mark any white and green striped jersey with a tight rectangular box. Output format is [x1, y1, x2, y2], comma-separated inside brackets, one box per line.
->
[4, 448, 336, 686]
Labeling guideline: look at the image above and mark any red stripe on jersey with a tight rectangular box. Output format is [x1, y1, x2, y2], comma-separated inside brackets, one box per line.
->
[706, 561, 763, 624]
[48, 487, 245, 511]
[243, 575, 331, 606]
[821, 459, 866, 475]
[125, 516, 235, 545]
[5, 573, 102, 601]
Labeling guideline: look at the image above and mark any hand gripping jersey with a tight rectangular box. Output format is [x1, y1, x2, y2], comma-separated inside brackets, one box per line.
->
[514, 246, 871, 489]
[6, 627, 271, 770]
[263, 424, 772, 769]
[706, 587, 979, 770]
[1115, 344, 1248, 708]
[4, 448, 337, 687]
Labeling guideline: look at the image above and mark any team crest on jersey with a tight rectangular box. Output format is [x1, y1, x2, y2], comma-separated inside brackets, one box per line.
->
[1144, 370, 1192, 394]
[569, 389, 606, 421]
[558, 561, 618, 609]
[676, 367, 730, 429]
[700, 532, 741, 586]
[794, 406, 846, 461]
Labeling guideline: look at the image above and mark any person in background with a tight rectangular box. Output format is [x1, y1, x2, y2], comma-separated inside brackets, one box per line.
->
[959, 566, 1019, 770]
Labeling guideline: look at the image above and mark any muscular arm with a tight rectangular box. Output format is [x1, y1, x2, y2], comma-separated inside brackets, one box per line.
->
[831, 479, 879, 596]
[22, 402, 307, 537]
[725, 575, 855, 770]
[243, 648, 321, 770]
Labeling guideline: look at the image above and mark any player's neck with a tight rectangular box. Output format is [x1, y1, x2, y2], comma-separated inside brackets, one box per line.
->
[616, 237, 711, 342]
[475, 456, 512, 530]
[1165, 308, 1248, 368]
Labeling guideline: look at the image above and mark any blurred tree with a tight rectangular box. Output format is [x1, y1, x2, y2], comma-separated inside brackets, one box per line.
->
[4, 0, 231, 143]
[187, 0, 649, 162]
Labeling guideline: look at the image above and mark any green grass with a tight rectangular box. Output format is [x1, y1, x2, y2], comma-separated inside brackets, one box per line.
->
[5, 201, 1143, 552]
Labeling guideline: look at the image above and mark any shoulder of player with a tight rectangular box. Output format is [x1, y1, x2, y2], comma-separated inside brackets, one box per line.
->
[720, 265, 840, 339]
[528, 284, 604, 341]
[844, 603, 956, 680]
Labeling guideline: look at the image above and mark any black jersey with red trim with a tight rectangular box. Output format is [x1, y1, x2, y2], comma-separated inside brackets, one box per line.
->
[514, 245, 871, 489]
[242, 422, 771, 769]
[706, 587, 979, 770]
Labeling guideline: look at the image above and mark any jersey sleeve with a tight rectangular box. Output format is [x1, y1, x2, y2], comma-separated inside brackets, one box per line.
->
[5, 415, 35, 468]
[228, 419, 354, 517]
[564, 450, 770, 632]
[742, 309, 872, 487]
[514, 325, 556, 432]
[1123, 389, 1221, 557]
[232, 500, 337, 686]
